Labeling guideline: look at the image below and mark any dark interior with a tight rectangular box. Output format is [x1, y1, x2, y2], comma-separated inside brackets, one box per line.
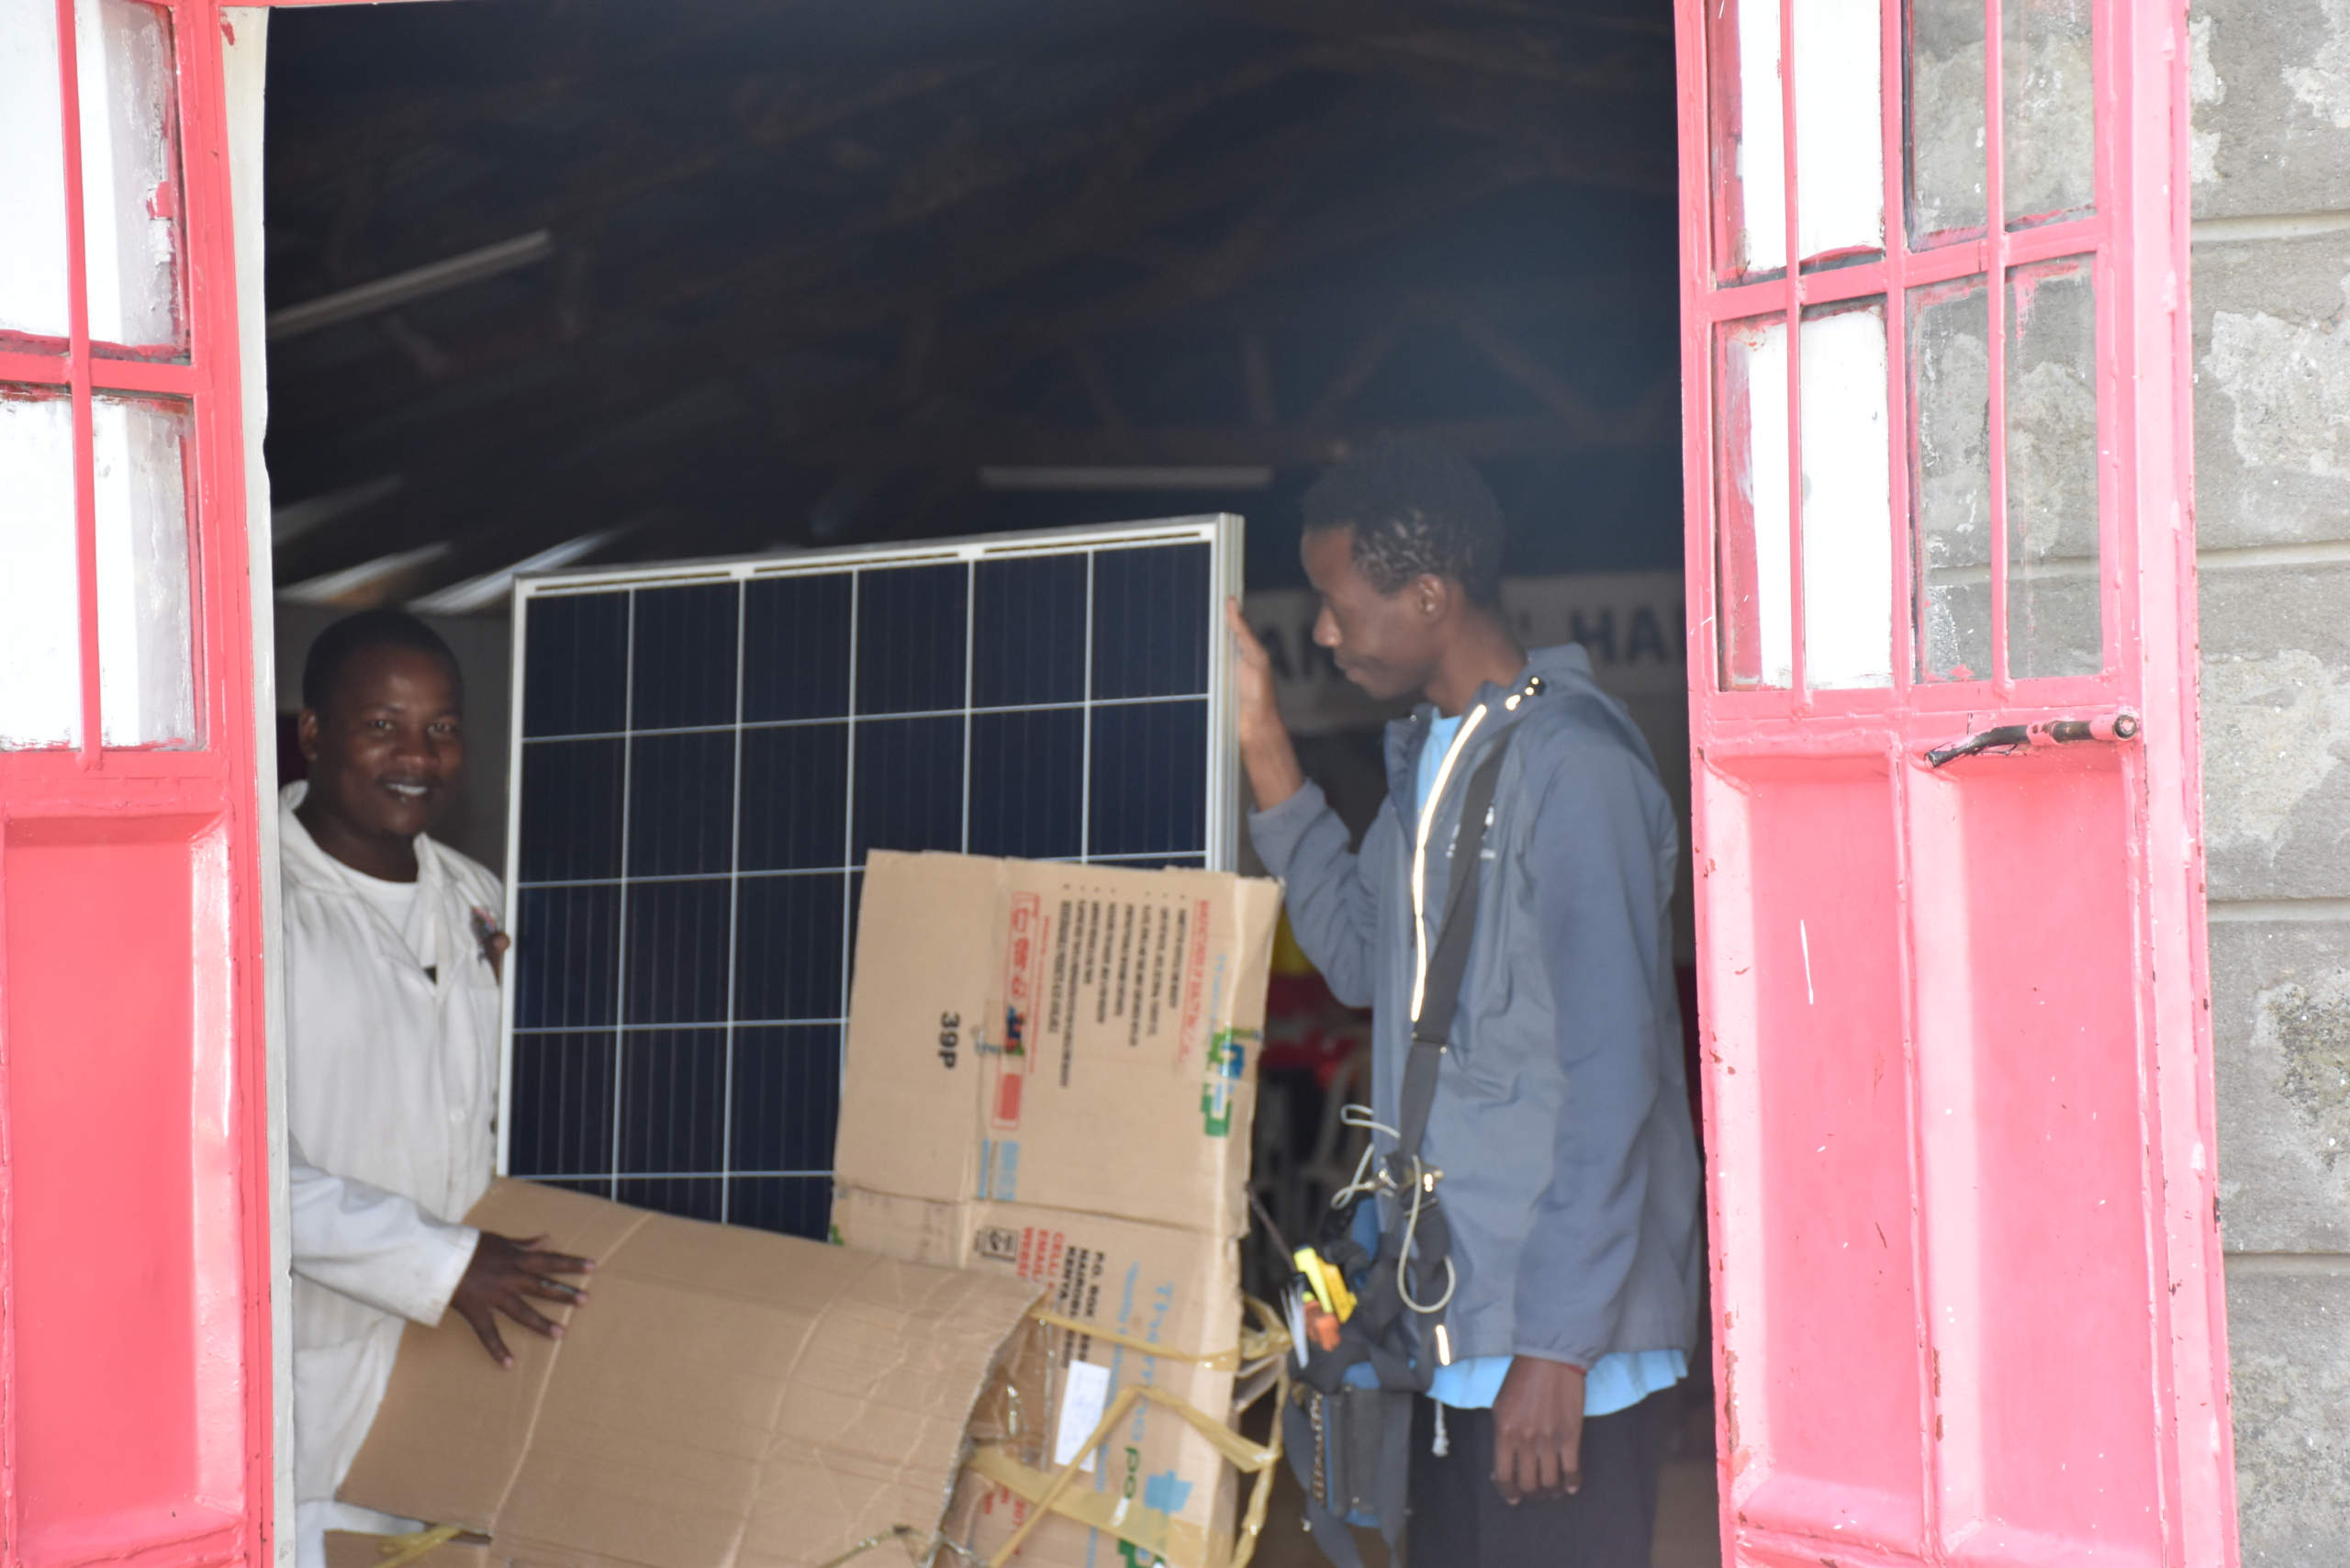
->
[260, 5, 1712, 1559]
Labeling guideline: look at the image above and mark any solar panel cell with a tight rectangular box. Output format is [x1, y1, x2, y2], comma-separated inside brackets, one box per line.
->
[853, 564, 967, 715]
[506, 1031, 616, 1176]
[619, 1029, 728, 1174]
[630, 582, 740, 730]
[850, 715, 964, 860]
[614, 1177, 724, 1222]
[1092, 543, 1212, 700]
[729, 1024, 841, 1174]
[968, 707, 1083, 859]
[512, 884, 621, 1028]
[973, 554, 1087, 707]
[521, 593, 628, 738]
[517, 737, 624, 882]
[1089, 698, 1211, 857]
[724, 1176, 832, 1237]
[621, 878, 732, 1024]
[744, 574, 852, 722]
[626, 731, 737, 878]
[737, 723, 848, 869]
[733, 872, 846, 1024]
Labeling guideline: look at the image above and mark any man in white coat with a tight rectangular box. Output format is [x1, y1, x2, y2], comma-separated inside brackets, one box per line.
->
[283, 610, 594, 1566]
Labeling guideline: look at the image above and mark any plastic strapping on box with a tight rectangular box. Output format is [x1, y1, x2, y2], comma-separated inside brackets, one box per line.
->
[365, 1527, 465, 1568]
[975, 1298, 1291, 1568]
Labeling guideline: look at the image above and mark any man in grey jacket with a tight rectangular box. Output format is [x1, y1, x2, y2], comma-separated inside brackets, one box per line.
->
[1228, 434, 1702, 1565]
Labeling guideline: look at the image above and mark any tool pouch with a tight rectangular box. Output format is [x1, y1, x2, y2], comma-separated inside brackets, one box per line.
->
[1281, 1383, 1413, 1568]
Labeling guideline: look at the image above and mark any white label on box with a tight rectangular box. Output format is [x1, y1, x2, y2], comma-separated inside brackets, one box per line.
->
[1053, 1361, 1113, 1472]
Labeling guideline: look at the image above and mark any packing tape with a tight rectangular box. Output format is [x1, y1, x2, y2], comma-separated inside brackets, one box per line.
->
[974, 1297, 1291, 1568]
[367, 1527, 465, 1568]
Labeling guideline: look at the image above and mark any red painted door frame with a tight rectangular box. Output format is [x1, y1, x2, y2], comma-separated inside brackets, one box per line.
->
[1674, 1, 2233, 1564]
[0, 5, 275, 1567]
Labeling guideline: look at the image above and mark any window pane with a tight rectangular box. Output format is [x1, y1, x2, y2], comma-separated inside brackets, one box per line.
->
[0, 0, 71, 342]
[1799, 301, 1894, 689]
[0, 388, 80, 748]
[77, 0, 182, 353]
[2006, 257, 2100, 678]
[1717, 318, 1793, 689]
[1792, 0, 1884, 267]
[2004, 0, 2093, 230]
[1909, 275, 1993, 682]
[1714, 0, 1786, 280]
[93, 392, 196, 745]
[1908, 0, 1987, 245]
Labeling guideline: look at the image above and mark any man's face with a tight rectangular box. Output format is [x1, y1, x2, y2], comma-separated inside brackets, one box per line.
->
[297, 644, 465, 847]
[1303, 525, 1444, 702]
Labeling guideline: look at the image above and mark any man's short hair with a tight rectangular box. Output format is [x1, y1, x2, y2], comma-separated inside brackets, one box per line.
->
[1300, 432, 1507, 606]
[302, 609, 464, 714]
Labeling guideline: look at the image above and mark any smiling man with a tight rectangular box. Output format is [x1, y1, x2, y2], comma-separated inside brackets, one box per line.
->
[282, 610, 594, 1567]
[1228, 435, 1701, 1567]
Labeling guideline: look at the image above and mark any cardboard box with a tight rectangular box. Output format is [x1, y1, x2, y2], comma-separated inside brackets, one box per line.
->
[833, 1191, 1242, 1566]
[833, 854, 1282, 1568]
[338, 1180, 1042, 1568]
[834, 852, 1282, 1238]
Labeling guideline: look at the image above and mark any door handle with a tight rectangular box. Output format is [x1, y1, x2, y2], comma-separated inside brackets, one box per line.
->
[1926, 711, 2140, 768]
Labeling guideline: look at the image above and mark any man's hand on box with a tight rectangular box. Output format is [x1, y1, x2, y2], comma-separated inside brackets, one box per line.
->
[453, 1231, 597, 1368]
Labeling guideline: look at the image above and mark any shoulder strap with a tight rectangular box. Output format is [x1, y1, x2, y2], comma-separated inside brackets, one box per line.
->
[1393, 732, 1512, 1161]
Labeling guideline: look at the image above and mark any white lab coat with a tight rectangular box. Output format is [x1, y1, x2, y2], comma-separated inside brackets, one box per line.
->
[280, 781, 502, 1526]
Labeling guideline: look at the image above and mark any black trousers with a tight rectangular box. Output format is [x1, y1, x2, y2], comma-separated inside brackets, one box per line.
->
[1404, 1392, 1663, 1568]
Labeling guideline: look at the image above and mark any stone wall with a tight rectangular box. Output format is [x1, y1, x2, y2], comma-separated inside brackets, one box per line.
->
[2191, 2, 2350, 1557]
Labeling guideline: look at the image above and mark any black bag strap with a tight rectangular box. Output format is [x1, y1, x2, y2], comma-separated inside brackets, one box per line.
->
[1393, 730, 1513, 1161]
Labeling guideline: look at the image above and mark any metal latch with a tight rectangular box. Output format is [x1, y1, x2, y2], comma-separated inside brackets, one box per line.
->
[1926, 710, 2140, 768]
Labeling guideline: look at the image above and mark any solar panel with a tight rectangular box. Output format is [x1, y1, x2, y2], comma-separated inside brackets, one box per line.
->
[496, 516, 1242, 1238]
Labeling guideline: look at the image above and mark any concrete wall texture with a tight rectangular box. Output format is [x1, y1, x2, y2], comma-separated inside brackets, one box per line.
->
[2191, 1, 2350, 1556]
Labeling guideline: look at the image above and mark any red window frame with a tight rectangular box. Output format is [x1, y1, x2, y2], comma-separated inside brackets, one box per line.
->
[0, 5, 272, 1565]
[1686, 0, 2129, 721]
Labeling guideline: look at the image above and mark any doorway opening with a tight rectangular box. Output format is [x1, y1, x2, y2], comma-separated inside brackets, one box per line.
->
[256, 3, 1707, 1561]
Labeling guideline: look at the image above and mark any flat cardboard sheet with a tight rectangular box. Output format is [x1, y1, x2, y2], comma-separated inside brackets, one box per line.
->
[340, 1180, 1042, 1568]
[834, 852, 1281, 1238]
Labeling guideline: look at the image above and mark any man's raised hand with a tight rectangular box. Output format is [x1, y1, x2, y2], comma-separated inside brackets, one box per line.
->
[451, 1231, 596, 1368]
[1225, 598, 1305, 810]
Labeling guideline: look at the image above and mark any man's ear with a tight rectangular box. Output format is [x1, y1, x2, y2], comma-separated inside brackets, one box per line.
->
[1412, 573, 1451, 619]
[296, 708, 322, 763]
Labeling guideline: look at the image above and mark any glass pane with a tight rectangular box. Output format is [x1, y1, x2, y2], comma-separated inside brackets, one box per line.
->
[77, 0, 182, 353]
[1908, 0, 1987, 245]
[1715, 0, 1786, 280]
[1792, 0, 1884, 266]
[1717, 318, 1793, 689]
[1909, 275, 1993, 682]
[0, 388, 81, 748]
[1799, 300, 1895, 689]
[2004, 0, 2093, 229]
[93, 392, 196, 745]
[0, 0, 71, 342]
[2006, 257, 2099, 678]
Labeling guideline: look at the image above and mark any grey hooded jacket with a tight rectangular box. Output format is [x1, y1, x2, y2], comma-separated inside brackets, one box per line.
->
[1247, 643, 1703, 1371]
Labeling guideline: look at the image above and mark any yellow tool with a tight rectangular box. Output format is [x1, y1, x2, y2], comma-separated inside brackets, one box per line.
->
[1292, 1246, 1356, 1323]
